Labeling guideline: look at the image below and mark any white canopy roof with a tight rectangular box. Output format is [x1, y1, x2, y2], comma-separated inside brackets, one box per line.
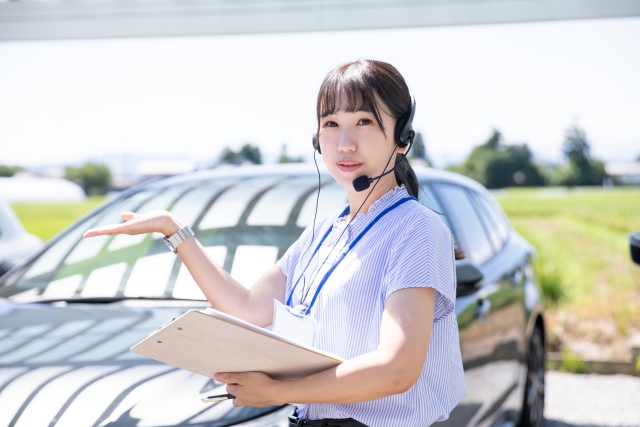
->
[605, 162, 640, 176]
[1, 0, 638, 41]
[0, 175, 86, 203]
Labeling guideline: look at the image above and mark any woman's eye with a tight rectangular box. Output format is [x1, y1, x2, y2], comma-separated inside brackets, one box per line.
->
[325, 121, 338, 128]
[357, 119, 373, 126]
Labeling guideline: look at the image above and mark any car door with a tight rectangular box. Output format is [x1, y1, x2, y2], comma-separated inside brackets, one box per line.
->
[418, 183, 487, 426]
[430, 183, 525, 427]
[469, 189, 528, 425]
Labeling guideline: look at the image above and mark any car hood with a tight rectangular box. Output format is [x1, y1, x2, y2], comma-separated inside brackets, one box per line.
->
[0, 301, 282, 427]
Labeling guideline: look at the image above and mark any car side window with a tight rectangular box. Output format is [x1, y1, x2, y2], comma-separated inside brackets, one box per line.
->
[469, 191, 504, 252]
[435, 184, 494, 266]
[486, 197, 511, 243]
[417, 183, 451, 231]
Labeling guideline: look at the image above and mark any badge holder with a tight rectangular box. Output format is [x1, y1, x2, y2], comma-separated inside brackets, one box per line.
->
[272, 300, 318, 347]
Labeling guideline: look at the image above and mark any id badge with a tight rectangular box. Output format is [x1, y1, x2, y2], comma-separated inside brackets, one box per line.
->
[272, 300, 318, 347]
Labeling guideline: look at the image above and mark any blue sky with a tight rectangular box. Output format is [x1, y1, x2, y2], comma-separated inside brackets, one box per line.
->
[0, 17, 638, 168]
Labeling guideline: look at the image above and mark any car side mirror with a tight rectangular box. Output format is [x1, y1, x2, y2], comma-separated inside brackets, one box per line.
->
[456, 261, 484, 297]
[630, 231, 640, 266]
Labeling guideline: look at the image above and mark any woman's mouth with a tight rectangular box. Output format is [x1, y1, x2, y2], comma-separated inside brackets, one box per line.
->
[336, 161, 363, 173]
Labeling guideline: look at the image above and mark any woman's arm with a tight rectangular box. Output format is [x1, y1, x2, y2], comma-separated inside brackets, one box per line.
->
[83, 211, 286, 326]
[172, 230, 286, 326]
[216, 286, 436, 406]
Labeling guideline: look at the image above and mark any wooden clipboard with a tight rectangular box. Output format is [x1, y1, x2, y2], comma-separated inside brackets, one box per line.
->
[130, 308, 343, 380]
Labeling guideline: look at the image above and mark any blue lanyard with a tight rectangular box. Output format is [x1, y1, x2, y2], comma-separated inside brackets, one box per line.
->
[286, 196, 416, 314]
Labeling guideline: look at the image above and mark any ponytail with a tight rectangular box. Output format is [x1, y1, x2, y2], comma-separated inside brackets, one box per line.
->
[394, 155, 419, 198]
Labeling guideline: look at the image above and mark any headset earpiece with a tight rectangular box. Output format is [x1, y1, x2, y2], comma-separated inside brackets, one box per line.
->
[312, 133, 321, 154]
[395, 96, 416, 149]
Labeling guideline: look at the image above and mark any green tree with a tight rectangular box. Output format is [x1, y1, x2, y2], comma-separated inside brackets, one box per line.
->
[239, 144, 262, 164]
[450, 130, 546, 188]
[219, 148, 239, 164]
[563, 126, 591, 181]
[0, 165, 23, 177]
[408, 132, 432, 167]
[65, 163, 112, 195]
[219, 143, 262, 165]
[552, 125, 607, 186]
[278, 144, 304, 163]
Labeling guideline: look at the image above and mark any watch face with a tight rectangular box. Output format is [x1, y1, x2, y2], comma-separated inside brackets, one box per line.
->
[163, 238, 176, 253]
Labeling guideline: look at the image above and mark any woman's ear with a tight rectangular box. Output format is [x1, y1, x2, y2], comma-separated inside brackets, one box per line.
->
[395, 144, 409, 155]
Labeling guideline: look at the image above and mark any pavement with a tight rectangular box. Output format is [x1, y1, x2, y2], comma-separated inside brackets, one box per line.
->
[545, 371, 640, 427]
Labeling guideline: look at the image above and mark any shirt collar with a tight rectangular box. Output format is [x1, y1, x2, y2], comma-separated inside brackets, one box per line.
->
[335, 184, 410, 233]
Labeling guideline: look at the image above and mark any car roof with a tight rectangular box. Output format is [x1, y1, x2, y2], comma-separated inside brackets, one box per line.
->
[141, 163, 487, 193]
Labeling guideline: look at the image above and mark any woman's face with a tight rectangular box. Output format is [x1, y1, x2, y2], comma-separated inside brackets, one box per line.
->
[318, 101, 404, 192]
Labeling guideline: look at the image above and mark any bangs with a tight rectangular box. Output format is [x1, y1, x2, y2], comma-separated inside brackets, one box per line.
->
[317, 65, 387, 134]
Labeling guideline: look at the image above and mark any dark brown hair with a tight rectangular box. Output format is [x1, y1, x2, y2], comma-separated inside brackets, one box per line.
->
[316, 59, 419, 198]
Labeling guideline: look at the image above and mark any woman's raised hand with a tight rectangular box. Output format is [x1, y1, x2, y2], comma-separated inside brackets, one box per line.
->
[83, 210, 182, 239]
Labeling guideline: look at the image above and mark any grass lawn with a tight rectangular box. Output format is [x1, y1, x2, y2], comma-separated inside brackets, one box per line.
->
[496, 187, 640, 359]
[11, 196, 107, 241]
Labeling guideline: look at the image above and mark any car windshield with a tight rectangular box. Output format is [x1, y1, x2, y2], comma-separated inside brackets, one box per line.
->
[1, 175, 348, 302]
[0, 175, 449, 302]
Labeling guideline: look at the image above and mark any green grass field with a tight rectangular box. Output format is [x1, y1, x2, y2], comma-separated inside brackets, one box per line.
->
[11, 196, 107, 241]
[496, 187, 640, 353]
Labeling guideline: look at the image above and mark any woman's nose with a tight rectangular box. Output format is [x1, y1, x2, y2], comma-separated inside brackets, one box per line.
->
[337, 128, 357, 152]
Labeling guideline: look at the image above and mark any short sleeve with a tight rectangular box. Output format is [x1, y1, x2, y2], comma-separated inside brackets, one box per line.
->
[276, 234, 304, 278]
[383, 209, 456, 323]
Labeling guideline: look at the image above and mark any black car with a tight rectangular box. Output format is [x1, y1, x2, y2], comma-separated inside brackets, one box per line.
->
[630, 231, 640, 266]
[0, 163, 545, 427]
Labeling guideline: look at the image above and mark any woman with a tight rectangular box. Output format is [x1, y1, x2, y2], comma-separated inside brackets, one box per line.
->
[84, 59, 465, 427]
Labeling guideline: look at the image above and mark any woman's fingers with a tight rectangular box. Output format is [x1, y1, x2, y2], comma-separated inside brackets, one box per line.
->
[83, 210, 174, 239]
[213, 372, 279, 408]
[83, 222, 131, 238]
[216, 373, 243, 384]
[120, 211, 140, 221]
[84, 211, 147, 238]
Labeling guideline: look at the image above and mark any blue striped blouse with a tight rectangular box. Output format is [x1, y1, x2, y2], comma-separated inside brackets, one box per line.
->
[277, 185, 466, 427]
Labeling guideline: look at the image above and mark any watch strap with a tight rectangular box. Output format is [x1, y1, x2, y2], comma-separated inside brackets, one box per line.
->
[164, 225, 194, 254]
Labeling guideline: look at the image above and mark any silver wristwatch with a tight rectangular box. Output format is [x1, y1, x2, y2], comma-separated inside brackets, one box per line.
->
[163, 225, 195, 254]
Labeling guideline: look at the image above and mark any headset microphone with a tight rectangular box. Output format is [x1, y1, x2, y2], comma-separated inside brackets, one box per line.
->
[352, 131, 414, 192]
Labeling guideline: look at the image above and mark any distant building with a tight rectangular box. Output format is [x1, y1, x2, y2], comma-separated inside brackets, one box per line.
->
[104, 155, 199, 190]
[19, 156, 203, 193]
[605, 162, 640, 185]
[0, 174, 85, 203]
[137, 159, 196, 179]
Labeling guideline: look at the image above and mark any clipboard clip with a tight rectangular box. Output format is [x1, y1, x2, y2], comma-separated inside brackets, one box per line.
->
[149, 318, 177, 336]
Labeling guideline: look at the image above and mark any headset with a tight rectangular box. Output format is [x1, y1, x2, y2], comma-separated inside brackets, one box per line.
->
[312, 96, 416, 192]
